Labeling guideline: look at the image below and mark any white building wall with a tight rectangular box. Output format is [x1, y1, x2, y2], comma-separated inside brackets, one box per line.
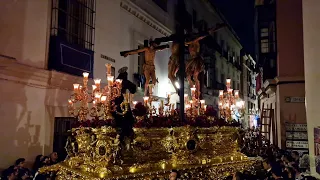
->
[0, 0, 174, 168]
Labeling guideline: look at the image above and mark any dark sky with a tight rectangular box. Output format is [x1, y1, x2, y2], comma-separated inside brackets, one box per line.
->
[211, 0, 255, 54]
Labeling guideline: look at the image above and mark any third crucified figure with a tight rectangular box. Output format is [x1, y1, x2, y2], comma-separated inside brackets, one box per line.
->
[121, 40, 169, 96]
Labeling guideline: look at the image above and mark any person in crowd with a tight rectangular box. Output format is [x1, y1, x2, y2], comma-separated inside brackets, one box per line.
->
[15, 158, 32, 179]
[262, 158, 274, 180]
[291, 151, 300, 165]
[32, 155, 43, 176]
[1, 167, 17, 180]
[33, 156, 53, 180]
[49, 152, 59, 165]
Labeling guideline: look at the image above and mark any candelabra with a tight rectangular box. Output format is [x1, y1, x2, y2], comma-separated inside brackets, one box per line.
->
[185, 86, 207, 118]
[218, 79, 245, 121]
[68, 63, 129, 121]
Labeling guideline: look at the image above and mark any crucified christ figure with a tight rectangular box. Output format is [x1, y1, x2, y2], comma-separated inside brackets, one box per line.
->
[185, 23, 226, 99]
[168, 42, 180, 93]
[121, 40, 169, 96]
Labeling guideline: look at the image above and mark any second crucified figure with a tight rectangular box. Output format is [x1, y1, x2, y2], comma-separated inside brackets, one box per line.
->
[121, 40, 169, 96]
[185, 23, 226, 98]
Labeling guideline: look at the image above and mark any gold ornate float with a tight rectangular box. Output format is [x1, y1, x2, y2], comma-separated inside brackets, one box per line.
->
[39, 64, 255, 179]
[40, 126, 254, 179]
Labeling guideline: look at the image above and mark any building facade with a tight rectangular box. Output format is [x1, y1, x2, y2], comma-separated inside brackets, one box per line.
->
[242, 54, 258, 128]
[303, 0, 320, 177]
[0, 0, 174, 168]
[255, 0, 306, 150]
[0, 0, 244, 168]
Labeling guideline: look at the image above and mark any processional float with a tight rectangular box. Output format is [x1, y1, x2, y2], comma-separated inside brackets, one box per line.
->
[39, 1, 255, 179]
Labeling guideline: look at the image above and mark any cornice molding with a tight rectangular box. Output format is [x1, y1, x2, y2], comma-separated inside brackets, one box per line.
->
[0, 57, 83, 91]
[120, 0, 172, 36]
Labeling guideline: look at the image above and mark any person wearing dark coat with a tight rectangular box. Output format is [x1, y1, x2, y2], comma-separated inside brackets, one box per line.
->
[113, 67, 137, 143]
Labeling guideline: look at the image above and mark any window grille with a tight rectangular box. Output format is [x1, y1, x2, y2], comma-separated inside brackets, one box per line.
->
[51, 0, 96, 51]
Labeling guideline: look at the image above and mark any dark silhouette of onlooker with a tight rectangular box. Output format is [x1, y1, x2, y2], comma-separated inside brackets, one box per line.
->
[32, 155, 43, 175]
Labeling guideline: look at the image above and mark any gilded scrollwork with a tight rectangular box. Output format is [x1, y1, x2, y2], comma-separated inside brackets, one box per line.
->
[39, 126, 256, 179]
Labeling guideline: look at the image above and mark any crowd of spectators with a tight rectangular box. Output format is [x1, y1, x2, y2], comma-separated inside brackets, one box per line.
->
[225, 127, 317, 180]
[1, 152, 59, 180]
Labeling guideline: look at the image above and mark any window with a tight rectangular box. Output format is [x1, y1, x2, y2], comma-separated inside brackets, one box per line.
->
[152, 0, 168, 12]
[51, 0, 96, 51]
[260, 28, 269, 37]
[261, 39, 269, 53]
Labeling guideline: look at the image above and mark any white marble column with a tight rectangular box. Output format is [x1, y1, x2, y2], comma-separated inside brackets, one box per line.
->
[303, 0, 320, 177]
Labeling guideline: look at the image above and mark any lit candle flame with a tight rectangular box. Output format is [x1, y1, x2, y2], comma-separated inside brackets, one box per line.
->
[73, 84, 80, 90]
[82, 72, 89, 78]
[101, 96, 107, 102]
[92, 85, 97, 91]
[94, 79, 101, 85]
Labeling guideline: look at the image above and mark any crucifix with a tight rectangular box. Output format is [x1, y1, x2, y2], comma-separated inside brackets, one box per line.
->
[120, 39, 169, 97]
[120, 0, 226, 122]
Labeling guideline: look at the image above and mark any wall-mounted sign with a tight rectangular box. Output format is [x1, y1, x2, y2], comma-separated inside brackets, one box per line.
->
[286, 140, 308, 149]
[101, 54, 115, 63]
[285, 96, 305, 103]
[286, 132, 308, 140]
[285, 124, 307, 132]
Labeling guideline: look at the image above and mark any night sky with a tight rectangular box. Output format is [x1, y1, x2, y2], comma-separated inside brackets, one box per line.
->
[211, 0, 256, 55]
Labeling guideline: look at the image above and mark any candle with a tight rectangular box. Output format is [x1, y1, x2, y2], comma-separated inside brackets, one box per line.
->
[200, 100, 205, 105]
[116, 79, 122, 84]
[219, 90, 223, 97]
[234, 90, 239, 98]
[73, 84, 80, 93]
[143, 96, 149, 106]
[94, 79, 101, 91]
[68, 99, 73, 105]
[106, 63, 112, 75]
[83, 72, 89, 79]
[95, 92, 102, 102]
[107, 76, 114, 86]
[133, 101, 137, 106]
[92, 85, 97, 91]
[93, 100, 96, 106]
[101, 96, 107, 102]
[204, 105, 207, 111]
